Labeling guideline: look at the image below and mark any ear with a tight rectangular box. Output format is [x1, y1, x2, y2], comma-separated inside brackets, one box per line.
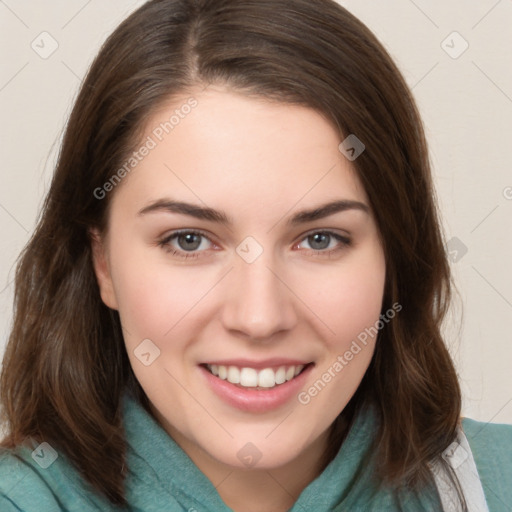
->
[89, 228, 119, 310]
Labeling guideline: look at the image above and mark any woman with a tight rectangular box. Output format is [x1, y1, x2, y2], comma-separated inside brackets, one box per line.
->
[0, 0, 510, 510]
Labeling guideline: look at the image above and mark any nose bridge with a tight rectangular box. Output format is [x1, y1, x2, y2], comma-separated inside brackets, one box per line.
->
[221, 243, 297, 339]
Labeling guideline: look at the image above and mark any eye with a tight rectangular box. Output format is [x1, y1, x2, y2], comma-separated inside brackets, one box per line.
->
[158, 230, 215, 259]
[158, 229, 351, 260]
[295, 231, 351, 256]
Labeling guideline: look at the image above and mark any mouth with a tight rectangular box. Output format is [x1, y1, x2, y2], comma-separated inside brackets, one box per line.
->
[198, 358, 315, 412]
[201, 362, 313, 390]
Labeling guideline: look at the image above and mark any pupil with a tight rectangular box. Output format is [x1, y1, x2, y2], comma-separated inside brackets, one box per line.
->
[309, 233, 330, 250]
[178, 233, 201, 251]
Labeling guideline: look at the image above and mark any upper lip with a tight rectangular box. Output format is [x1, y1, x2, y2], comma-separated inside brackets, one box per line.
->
[201, 358, 313, 370]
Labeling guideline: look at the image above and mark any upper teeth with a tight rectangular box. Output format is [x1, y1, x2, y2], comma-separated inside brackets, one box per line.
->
[207, 364, 305, 388]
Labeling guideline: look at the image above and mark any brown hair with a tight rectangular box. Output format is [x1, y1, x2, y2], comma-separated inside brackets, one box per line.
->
[0, 0, 461, 506]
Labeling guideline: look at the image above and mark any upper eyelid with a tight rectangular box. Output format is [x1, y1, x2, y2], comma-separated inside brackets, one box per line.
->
[161, 229, 217, 245]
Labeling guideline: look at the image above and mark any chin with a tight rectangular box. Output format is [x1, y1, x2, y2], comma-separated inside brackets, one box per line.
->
[202, 431, 319, 471]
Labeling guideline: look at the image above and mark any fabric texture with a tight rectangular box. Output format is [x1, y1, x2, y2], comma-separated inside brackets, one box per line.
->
[1, 391, 511, 511]
[431, 427, 490, 511]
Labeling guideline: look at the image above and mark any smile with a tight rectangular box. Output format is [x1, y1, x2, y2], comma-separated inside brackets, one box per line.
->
[199, 360, 315, 413]
[205, 363, 307, 389]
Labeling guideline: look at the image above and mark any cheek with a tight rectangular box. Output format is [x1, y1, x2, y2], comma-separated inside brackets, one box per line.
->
[107, 245, 197, 346]
[295, 251, 385, 414]
[299, 249, 386, 347]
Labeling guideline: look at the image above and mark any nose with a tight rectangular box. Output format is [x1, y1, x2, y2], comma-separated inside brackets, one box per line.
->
[220, 252, 298, 342]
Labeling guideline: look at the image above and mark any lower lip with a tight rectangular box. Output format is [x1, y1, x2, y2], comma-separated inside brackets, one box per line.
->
[199, 364, 314, 413]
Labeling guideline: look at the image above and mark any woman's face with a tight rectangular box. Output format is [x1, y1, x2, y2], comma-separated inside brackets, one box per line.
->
[92, 87, 386, 470]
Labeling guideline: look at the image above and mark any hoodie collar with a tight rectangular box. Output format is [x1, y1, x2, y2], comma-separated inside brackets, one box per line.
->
[122, 391, 439, 511]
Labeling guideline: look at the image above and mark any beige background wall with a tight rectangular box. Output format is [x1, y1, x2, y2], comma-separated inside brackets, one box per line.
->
[1, 0, 511, 424]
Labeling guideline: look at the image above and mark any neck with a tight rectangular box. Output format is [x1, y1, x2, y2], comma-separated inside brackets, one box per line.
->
[174, 426, 331, 512]
[146, 394, 356, 512]
[142, 388, 358, 511]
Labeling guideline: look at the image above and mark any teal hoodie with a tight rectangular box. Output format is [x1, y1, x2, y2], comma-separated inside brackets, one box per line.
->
[1, 392, 511, 511]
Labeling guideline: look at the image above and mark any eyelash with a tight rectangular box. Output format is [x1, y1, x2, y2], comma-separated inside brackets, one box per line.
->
[157, 229, 351, 260]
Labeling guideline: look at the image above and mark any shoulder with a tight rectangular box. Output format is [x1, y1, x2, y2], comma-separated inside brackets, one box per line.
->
[0, 446, 62, 511]
[462, 416, 512, 465]
[462, 416, 512, 511]
[0, 442, 115, 511]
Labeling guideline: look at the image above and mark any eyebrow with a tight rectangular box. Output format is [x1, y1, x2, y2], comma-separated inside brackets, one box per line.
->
[137, 198, 369, 225]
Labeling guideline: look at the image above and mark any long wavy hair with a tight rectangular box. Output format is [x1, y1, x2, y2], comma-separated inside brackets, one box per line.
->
[0, 0, 461, 506]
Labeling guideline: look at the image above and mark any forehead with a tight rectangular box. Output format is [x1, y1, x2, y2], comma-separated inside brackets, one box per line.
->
[109, 87, 368, 218]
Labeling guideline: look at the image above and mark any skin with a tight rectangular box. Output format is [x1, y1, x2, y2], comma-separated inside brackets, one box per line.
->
[91, 86, 386, 512]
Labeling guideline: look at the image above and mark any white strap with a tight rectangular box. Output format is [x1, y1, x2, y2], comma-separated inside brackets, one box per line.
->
[431, 427, 489, 512]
